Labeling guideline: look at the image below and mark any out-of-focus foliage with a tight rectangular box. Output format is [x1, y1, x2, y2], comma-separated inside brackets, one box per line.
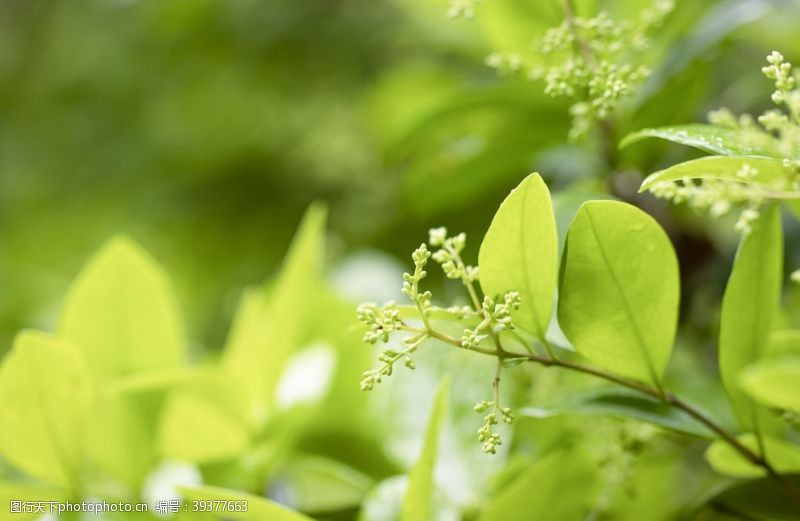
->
[4, 0, 800, 519]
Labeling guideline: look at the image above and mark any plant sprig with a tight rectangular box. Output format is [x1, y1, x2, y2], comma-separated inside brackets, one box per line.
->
[357, 228, 800, 504]
[358, 229, 520, 452]
[483, 0, 674, 141]
[639, 51, 800, 235]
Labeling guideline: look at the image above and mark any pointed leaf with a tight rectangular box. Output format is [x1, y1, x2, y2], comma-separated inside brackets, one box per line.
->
[223, 204, 326, 426]
[275, 455, 373, 513]
[478, 448, 597, 521]
[719, 204, 783, 431]
[705, 434, 800, 478]
[621, 124, 780, 157]
[740, 356, 800, 412]
[697, 474, 800, 521]
[58, 236, 186, 381]
[769, 329, 800, 357]
[558, 201, 679, 386]
[479, 173, 558, 340]
[639, 156, 785, 192]
[0, 331, 90, 489]
[401, 378, 449, 521]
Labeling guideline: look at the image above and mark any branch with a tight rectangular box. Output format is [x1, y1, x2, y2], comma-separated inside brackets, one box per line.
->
[560, 0, 618, 170]
[419, 326, 800, 504]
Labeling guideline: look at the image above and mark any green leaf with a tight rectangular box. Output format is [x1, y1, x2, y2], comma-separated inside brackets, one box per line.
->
[179, 485, 314, 521]
[58, 235, 186, 381]
[400, 378, 449, 521]
[479, 173, 558, 340]
[0, 331, 90, 489]
[523, 388, 712, 439]
[85, 392, 157, 490]
[769, 329, 800, 357]
[639, 156, 785, 192]
[478, 448, 597, 521]
[55, 236, 187, 489]
[719, 204, 783, 431]
[107, 366, 211, 395]
[621, 124, 780, 157]
[558, 201, 680, 386]
[694, 474, 800, 520]
[158, 371, 251, 464]
[223, 204, 327, 427]
[740, 356, 800, 412]
[274, 455, 374, 513]
[705, 434, 800, 478]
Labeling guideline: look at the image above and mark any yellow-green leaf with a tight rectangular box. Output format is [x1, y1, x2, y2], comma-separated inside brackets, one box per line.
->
[478, 448, 598, 520]
[157, 370, 251, 464]
[558, 201, 679, 386]
[400, 378, 449, 521]
[479, 173, 558, 340]
[639, 156, 784, 193]
[705, 434, 800, 478]
[740, 356, 800, 412]
[719, 205, 783, 431]
[85, 392, 156, 490]
[58, 236, 186, 381]
[0, 331, 90, 489]
[621, 124, 780, 157]
[223, 204, 326, 427]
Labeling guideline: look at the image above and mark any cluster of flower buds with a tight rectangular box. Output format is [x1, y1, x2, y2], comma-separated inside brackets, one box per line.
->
[402, 244, 433, 317]
[357, 302, 402, 344]
[649, 177, 765, 235]
[763, 51, 796, 105]
[358, 228, 520, 455]
[536, 1, 672, 140]
[429, 228, 479, 283]
[474, 400, 515, 454]
[360, 332, 427, 391]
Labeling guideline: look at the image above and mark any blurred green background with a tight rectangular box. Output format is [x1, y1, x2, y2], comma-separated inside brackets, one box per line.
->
[3, 0, 800, 351]
[3, 0, 800, 519]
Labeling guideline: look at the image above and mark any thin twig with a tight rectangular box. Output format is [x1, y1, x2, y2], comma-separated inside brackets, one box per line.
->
[418, 326, 800, 504]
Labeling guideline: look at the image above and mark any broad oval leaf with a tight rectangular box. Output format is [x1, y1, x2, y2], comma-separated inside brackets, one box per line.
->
[639, 156, 785, 192]
[695, 474, 800, 521]
[276, 454, 374, 514]
[479, 173, 558, 340]
[769, 329, 800, 357]
[477, 448, 597, 521]
[179, 485, 313, 521]
[719, 204, 783, 431]
[705, 434, 800, 478]
[401, 378, 449, 521]
[0, 331, 90, 489]
[621, 124, 780, 157]
[740, 356, 800, 412]
[558, 201, 680, 386]
[58, 235, 186, 381]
